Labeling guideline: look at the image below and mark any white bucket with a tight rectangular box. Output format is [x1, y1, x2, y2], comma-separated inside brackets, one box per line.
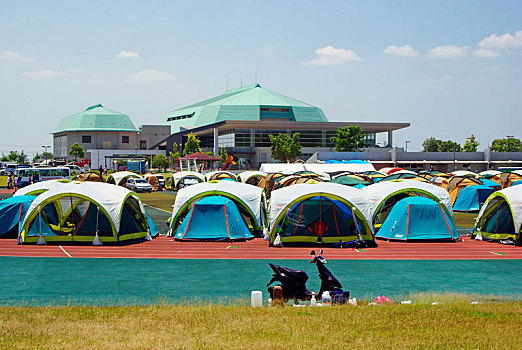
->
[251, 291, 262, 307]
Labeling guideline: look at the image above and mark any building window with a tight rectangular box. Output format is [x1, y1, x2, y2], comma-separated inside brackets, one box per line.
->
[167, 112, 195, 122]
[82, 135, 91, 143]
[140, 140, 147, 150]
[122, 136, 129, 144]
[260, 107, 290, 113]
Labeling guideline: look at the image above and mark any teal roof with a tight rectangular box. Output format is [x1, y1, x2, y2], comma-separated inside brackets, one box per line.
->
[53, 104, 139, 133]
[165, 84, 328, 133]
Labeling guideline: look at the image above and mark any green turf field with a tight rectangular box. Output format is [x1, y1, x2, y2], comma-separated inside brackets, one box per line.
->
[1, 257, 519, 306]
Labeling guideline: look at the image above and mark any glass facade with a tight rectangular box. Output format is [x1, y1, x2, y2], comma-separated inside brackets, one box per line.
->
[216, 128, 376, 148]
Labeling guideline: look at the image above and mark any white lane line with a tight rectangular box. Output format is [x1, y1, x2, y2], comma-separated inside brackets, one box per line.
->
[144, 204, 172, 214]
[59, 245, 72, 258]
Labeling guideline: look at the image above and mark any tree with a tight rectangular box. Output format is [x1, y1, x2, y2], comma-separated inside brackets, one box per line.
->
[17, 150, 29, 165]
[491, 137, 521, 152]
[269, 132, 302, 163]
[69, 143, 85, 161]
[32, 153, 41, 163]
[219, 146, 228, 164]
[183, 133, 201, 155]
[330, 126, 365, 152]
[168, 142, 180, 168]
[438, 140, 462, 152]
[152, 154, 169, 170]
[422, 137, 441, 152]
[463, 134, 479, 152]
[0, 155, 7, 162]
[7, 151, 19, 162]
[422, 138, 461, 152]
[41, 151, 54, 161]
[205, 151, 215, 157]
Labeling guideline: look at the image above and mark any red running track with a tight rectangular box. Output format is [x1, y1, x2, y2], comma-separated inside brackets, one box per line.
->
[0, 236, 521, 260]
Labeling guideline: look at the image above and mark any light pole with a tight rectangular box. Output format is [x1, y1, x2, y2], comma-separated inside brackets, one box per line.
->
[42, 145, 50, 164]
[507, 135, 514, 152]
[453, 147, 457, 171]
[405, 140, 410, 152]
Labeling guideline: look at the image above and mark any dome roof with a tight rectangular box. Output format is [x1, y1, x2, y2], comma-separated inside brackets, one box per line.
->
[53, 104, 138, 133]
[165, 84, 328, 133]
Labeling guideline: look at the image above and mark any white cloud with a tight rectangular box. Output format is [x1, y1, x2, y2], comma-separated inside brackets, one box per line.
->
[382, 45, 419, 57]
[478, 30, 522, 50]
[1, 50, 31, 62]
[428, 45, 468, 58]
[126, 69, 175, 83]
[473, 48, 501, 58]
[301, 45, 361, 66]
[22, 70, 68, 79]
[116, 50, 139, 58]
[22, 69, 83, 80]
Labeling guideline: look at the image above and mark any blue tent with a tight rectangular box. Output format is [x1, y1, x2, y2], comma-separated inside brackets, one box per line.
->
[174, 196, 253, 241]
[480, 179, 501, 190]
[0, 195, 36, 237]
[145, 211, 159, 237]
[453, 185, 495, 212]
[376, 197, 459, 241]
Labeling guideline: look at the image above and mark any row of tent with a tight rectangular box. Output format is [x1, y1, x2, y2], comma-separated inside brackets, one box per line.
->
[167, 180, 457, 244]
[0, 180, 158, 244]
[77, 170, 267, 191]
[2, 176, 520, 246]
[167, 178, 521, 246]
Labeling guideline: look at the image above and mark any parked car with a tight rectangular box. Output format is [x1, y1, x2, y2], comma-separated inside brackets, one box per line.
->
[126, 178, 152, 193]
[65, 164, 85, 174]
[155, 174, 165, 189]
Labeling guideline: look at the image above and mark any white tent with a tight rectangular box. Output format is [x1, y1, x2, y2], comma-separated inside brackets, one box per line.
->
[14, 180, 77, 196]
[479, 170, 501, 176]
[169, 181, 266, 234]
[362, 179, 453, 221]
[204, 170, 238, 182]
[390, 170, 417, 175]
[19, 182, 149, 244]
[259, 163, 305, 174]
[259, 163, 376, 174]
[269, 182, 372, 232]
[452, 170, 478, 177]
[473, 185, 522, 243]
[171, 171, 205, 188]
[238, 171, 267, 183]
[512, 170, 522, 176]
[107, 171, 143, 186]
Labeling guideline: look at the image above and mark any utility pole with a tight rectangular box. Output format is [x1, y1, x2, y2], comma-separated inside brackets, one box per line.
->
[42, 145, 50, 164]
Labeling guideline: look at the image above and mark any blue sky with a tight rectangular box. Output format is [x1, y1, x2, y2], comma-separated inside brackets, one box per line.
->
[0, 0, 521, 156]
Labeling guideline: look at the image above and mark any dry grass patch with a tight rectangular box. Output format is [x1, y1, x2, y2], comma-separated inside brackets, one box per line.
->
[1, 301, 520, 349]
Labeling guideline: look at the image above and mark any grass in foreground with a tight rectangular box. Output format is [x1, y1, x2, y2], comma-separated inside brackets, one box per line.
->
[1, 299, 520, 349]
[453, 212, 477, 228]
[136, 191, 176, 212]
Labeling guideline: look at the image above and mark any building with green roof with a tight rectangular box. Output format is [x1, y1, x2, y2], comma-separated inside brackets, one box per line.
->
[155, 84, 410, 168]
[52, 104, 170, 164]
[165, 84, 328, 133]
